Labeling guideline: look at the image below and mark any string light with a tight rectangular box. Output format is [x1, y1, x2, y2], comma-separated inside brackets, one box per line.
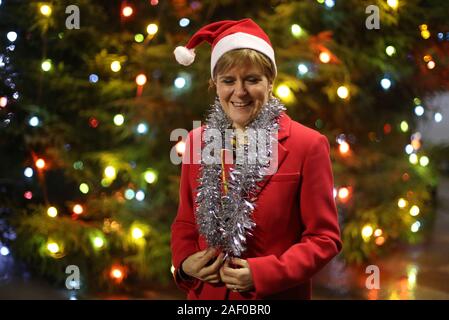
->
[144, 169, 157, 184]
[338, 187, 350, 201]
[135, 190, 145, 201]
[414, 105, 424, 116]
[409, 154, 418, 165]
[24, 167, 34, 178]
[24, 191, 33, 200]
[146, 23, 158, 36]
[0, 246, 10, 256]
[380, 78, 392, 90]
[131, 227, 144, 239]
[174, 76, 186, 89]
[124, 189, 135, 200]
[179, 18, 190, 27]
[29, 116, 40, 127]
[39, 4, 52, 17]
[35, 158, 46, 169]
[93, 236, 104, 249]
[337, 85, 349, 99]
[405, 144, 414, 154]
[89, 74, 99, 83]
[113, 114, 124, 126]
[137, 123, 148, 134]
[324, 0, 335, 8]
[134, 34, 144, 43]
[398, 198, 408, 208]
[110, 265, 126, 283]
[73, 204, 84, 215]
[427, 61, 435, 69]
[339, 141, 350, 155]
[385, 45, 396, 56]
[47, 241, 60, 254]
[291, 24, 303, 38]
[122, 6, 133, 17]
[297, 63, 308, 76]
[79, 183, 89, 194]
[419, 156, 429, 167]
[47, 206, 58, 218]
[409, 205, 420, 217]
[276, 84, 292, 100]
[400, 121, 409, 132]
[104, 166, 117, 179]
[387, 0, 398, 10]
[0, 97, 7, 108]
[319, 52, 331, 63]
[7, 31, 17, 42]
[41, 59, 52, 72]
[111, 61, 121, 72]
[434, 112, 442, 123]
[361, 225, 374, 242]
[136, 74, 147, 86]
[411, 221, 421, 232]
[374, 229, 383, 237]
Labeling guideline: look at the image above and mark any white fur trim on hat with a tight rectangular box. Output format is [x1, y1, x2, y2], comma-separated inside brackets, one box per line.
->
[174, 46, 196, 66]
[210, 32, 276, 78]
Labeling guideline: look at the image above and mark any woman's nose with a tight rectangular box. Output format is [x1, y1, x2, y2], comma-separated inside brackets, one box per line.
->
[234, 81, 248, 96]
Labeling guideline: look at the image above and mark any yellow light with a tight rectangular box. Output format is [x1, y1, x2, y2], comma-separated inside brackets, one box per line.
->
[47, 206, 58, 218]
[407, 265, 418, 289]
[291, 24, 303, 38]
[337, 86, 349, 99]
[361, 225, 374, 241]
[421, 30, 430, 39]
[420, 24, 428, 31]
[113, 114, 124, 126]
[400, 121, 409, 132]
[339, 142, 350, 155]
[122, 6, 133, 17]
[398, 198, 407, 208]
[423, 55, 432, 62]
[79, 183, 89, 194]
[36, 158, 46, 169]
[73, 204, 84, 215]
[131, 227, 144, 239]
[146, 23, 158, 35]
[47, 242, 60, 254]
[136, 74, 147, 86]
[386, 46, 396, 56]
[144, 169, 157, 184]
[427, 61, 435, 69]
[387, 0, 398, 9]
[409, 154, 418, 165]
[170, 265, 175, 275]
[111, 61, 121, 72]
[276, 85, 292, 99]
[411, 221, 420, 232]
[40, 4, 52, 16]
[41, 59, 52, 72]
[409, 205, 420, 217]
[319, 52, 331, 63]
[374, 228, 383, 237]
[104, 166, 116, 179]
[419, 156, 429, 167]
[176, 141, 186, 155]
[93, 237, 104, 248]
[338, 187, 349, 200]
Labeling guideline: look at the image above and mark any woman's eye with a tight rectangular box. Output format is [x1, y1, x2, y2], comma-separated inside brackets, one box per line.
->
[247, 78, 259, 83]
[222, 79, 234, 84]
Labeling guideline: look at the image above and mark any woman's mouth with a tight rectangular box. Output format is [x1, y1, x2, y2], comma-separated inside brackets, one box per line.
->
[231, 101, 252, 108]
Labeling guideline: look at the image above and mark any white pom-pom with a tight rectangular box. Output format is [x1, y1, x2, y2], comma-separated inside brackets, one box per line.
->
[174, 46, 195, 66]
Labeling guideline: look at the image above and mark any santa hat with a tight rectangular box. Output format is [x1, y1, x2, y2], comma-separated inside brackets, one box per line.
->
[174, 18, 276, 78]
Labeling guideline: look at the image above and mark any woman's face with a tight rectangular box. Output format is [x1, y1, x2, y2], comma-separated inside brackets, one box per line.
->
[215, 63, 273, 130]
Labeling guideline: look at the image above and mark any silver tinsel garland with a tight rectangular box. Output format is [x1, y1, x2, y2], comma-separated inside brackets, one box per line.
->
[195, 97, 286, 257]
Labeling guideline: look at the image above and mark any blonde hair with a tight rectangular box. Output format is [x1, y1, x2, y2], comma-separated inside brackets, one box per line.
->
[209, 49, 276, 90]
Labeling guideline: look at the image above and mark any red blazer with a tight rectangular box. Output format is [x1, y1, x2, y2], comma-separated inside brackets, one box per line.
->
[171, 112, 342, 300]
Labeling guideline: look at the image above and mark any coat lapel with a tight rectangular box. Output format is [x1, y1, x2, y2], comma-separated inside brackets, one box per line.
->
[253, 113, 291, 199]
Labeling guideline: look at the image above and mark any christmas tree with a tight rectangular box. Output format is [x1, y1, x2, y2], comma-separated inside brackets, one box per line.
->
[1, 0, 448, 294]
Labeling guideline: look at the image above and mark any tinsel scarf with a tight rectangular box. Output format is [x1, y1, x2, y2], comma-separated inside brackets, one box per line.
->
[195, 97, 285, 257]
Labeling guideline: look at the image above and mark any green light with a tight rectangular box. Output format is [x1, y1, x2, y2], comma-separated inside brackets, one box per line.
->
[144, 169, 157, 184]
[400, 121, 409, 132]
[79, 183, 89, 194]
[135, 34, 144, 43]
[41, 59, 52, 72]
[291, 24, 303, 38]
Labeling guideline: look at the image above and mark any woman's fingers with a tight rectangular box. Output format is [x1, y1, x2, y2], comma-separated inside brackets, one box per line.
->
[201, 253, 224, 276]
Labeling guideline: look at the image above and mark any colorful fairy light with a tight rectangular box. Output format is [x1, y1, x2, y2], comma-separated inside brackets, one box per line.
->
[409, 154, 418, 165]
[276, 84, 292, 100]
[339, 141, 350, 155]
[409, 205, 420, 217]
[111, 61, 121, 72]
[35, 158, 46, 169]
[380, 78, 392, 90]
[134, 34, 144, 43]
[411, 221, 421, 233]
[387, 0, 398, 9]
[73, 204, 84, 215]
[385, 45, 396, 56]
[337, 86, 349, 99]
[104, 166, 117, 179]
[40, 4, 52, 16]
[137, 123, 148, 134]
[290, 24, 303, 38]
[7, 31, 17, 42]
[24, 167, 34, 178]
[124, 189, 135, 200]
[136, 74, 147, 86]
[0, 97, 7, 108]
[122, 6, 133, 17]
[361, 225, 374, 241]
[41, 59, 52, 72]
[319, 52, 331, 63]
[400, 121, 409, 132]
[297, 63, 309, 76]
[398, 198, 408, 208]
[47, 206, 58, 218]
[434, 112, 443, 122]
[113, 114, 124, 126]
[144, 169, 157, 184]
[110, 265, 126, 283]
[146, 23, 158, 35]
[79, 183, 89, 194]
[419, 156, 429, 167]
[93, 236, 105, 249]
[47, 242, 60, 254]
[179, 18, 190, 27]
[131, 227, 144, 239]
[135, 190, 145, 201]
[338, 187, 350, 200]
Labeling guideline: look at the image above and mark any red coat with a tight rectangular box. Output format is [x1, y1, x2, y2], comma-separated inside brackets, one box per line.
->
[171, 112, 342, 300]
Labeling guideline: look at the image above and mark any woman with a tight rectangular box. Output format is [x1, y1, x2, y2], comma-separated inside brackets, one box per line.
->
[171, 18, 342, 300]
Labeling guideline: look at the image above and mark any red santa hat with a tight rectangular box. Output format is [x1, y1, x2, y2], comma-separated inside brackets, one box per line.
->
[174, 18, 277, 78]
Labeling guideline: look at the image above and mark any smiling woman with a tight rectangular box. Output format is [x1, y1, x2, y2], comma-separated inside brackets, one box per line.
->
[171, 18, 342, 300]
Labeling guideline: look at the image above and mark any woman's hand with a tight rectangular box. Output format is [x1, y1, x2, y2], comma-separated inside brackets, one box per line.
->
[181, 248, 224, 284]
[220, 258, 254, 292]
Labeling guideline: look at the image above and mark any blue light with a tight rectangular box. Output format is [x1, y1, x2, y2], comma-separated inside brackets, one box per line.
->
[137, 123, 148, 134]
[174, 77, 186, 89]
[380, 78, 392, 90]
[297, 63, 309, 75]
[437, 32, 444, 40]
[29, 116, 40, 127]
[125, 189, 135, 200]
[325, 0, 335, 8]
[414, 105, 424, 116]
[89, 74, 99, 83]
[0, 246, 9, 256]
[24, 167, 34, 178]
[179, 18, 190, 27]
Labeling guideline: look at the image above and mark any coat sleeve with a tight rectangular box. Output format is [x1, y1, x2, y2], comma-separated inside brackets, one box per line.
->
[247, 134, 342, 298]
[170, 131, 202, 292]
